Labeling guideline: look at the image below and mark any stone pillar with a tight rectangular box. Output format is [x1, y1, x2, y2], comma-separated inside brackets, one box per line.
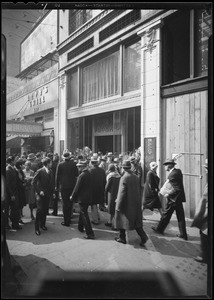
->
[58, 72, 68, 157]
[20, 138, 28, 155]
[137, 19, 163, 179]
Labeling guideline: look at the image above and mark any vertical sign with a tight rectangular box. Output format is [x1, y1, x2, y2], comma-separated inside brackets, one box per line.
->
[144, 137, 156, 180]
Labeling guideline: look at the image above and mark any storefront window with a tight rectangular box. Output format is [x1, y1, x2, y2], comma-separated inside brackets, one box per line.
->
[68, 71, 78, 108]
[194, 9, 212, 77]
[124, 40, 141, 93]
[82, 51, 119, 103]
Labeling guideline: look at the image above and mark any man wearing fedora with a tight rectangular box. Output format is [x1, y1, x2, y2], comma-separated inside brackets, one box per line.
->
[32, 157, 55, 235]
[130, 156, 143, 196]
[152, 158, 188, 240]
[114, 160, 148, 246]
[55, 150, 78, 226]
[89, 156, 106, 225]
[27, 153, 39, 173]
[70, 160, 95, 239]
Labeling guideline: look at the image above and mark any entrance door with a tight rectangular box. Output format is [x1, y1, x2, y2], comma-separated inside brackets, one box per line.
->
[96, 136, 113, 154]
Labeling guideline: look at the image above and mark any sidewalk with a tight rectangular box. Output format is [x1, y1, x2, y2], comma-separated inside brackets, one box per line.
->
[5, 201, 208, 298]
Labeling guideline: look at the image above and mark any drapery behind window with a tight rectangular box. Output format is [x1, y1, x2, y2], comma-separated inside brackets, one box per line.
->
[82, 51, 119, 103]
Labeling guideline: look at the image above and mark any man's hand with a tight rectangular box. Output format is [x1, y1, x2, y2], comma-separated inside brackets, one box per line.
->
[70, 195, 73, 201]
[164, 194, 169, 198]
[40, 191, 44, 196]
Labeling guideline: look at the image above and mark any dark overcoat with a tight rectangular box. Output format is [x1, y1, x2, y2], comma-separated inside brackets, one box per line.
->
[105, 172, 121, 215]
[16, 168, 27, 209]
[71, 168, 92, 204]
[32, 167, 54, 198]
[142, 170, 161, 210]
[167, 168, 186, 203]
[55, 160, 78, 191]
[6, 165, 19, 200]
[115, 170, 143, 230]
[89, 165, 106, 205]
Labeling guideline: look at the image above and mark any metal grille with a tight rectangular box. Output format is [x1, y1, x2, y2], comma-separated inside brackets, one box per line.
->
[67, 37, 94, 61]
[99, 10, 141, 42]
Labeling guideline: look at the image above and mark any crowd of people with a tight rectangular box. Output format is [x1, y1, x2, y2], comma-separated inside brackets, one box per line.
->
[5, 148, 209, 260]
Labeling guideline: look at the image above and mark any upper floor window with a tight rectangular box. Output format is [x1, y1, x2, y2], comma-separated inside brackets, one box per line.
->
[162, 8, 212, 85]
[194, 9, 212, 77]
[82, 51, 119, 103]
[69, 10, 93, 35]
[124, 40, 141, 93]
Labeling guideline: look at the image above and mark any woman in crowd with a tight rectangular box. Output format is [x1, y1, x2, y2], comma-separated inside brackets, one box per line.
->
[142, 161, 163, 219]
[105, 164, 121, 230]
[23, 161, 36, 220]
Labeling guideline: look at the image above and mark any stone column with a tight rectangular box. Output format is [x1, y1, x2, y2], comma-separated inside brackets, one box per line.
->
[58, 72, 68, 157]
[137, 19, 163, 179]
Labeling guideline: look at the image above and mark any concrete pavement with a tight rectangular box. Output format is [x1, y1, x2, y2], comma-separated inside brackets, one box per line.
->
[5, 201, 209, 298]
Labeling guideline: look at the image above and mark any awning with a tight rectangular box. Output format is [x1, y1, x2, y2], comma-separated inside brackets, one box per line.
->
[6, 120, 43, 136]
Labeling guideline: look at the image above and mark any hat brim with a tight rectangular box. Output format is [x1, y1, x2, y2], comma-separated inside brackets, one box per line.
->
[163, 162, 176, 165]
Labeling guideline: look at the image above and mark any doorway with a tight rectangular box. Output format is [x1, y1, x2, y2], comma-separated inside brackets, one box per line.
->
[95, 136, 113, 154]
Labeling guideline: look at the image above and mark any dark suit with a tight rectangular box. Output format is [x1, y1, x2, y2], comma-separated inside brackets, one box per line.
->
[6, 165, 19, 227]
[56, 159, 78, 225]
[71, 168, 94, 237]
[156, 168, 187, 237]
[32, 167, 54, 231]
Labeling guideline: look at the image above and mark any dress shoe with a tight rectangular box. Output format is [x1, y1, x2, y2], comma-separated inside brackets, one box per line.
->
[84, 235, 95, 240]
[151, 226, 163, 234]
[105, 222, 112, 227]
[140, 236, 149, 246]
[194, 256, 207, 263]
[35, 230, 41, 236]
[40, 226, 47, 231]
[115, 237, 126, 244]
[12, 225, 22, 230]
[61, 222, 70, 227]
[176, 234, 188, 241]
[78, 227, 84, 233]
[19, 220, 25, 225]
[91, 221, 99, 225]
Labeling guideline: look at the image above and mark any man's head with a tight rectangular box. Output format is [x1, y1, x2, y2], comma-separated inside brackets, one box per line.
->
[42, 157, 52, 169]
[76, 160, 88, 172]
[122, 160, 131, 171]
[163, 158, 176, 171]
[6, 156, 15, 166]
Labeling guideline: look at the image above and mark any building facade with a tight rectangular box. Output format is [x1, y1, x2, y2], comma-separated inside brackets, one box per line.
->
[6, 7, 212, 217]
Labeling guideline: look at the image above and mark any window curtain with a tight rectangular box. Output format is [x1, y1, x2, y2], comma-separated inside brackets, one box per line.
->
[82, 51, 119, 103]
[124, 41, 141, 93]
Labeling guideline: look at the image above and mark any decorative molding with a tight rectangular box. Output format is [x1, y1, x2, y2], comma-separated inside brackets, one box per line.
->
[144, 28, 157, 53]
[59, 74, 66, 88]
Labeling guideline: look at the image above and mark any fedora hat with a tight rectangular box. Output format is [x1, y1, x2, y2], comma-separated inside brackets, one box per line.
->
[27, 153, 35, 160]
[76, 160, 88, 167]
[107, 152, 113, 157]
[91, 157, 99, 164]
[62, 150, 72, 160]
[122, 160, 131, 169]
[163, 158, 176, 166]
[150, 161, 158, 170]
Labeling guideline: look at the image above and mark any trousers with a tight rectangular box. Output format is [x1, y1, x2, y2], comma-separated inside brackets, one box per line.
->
[35, 194, 49, 231]
[61, 189, 74, 225]
[78, 203, 94, 237]
[156, 200, 187, 236]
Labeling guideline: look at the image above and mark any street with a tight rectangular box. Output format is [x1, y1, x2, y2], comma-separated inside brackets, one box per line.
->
[5, 201, 208, 298]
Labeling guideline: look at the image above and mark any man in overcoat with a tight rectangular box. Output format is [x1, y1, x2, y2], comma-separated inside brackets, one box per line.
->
[32, 157, 55, 235]
[152, 158, 188, 240]
[89, 157, 106, 225]
[70, 160, 95, 239]
[6, 156, 21, 230]
[55, 151, 78, 225]
[115, 160, 148, 246]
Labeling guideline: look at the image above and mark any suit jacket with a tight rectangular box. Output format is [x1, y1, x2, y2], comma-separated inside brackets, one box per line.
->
[89, 165, 106, 205]
[71, 168, 92, 204]
[32, 167, 54, 198]
[167, 168, 186, 203]
[6, 164, 18, 199]
[55, 160, 78, 190]
[115, 170, 142, 230]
